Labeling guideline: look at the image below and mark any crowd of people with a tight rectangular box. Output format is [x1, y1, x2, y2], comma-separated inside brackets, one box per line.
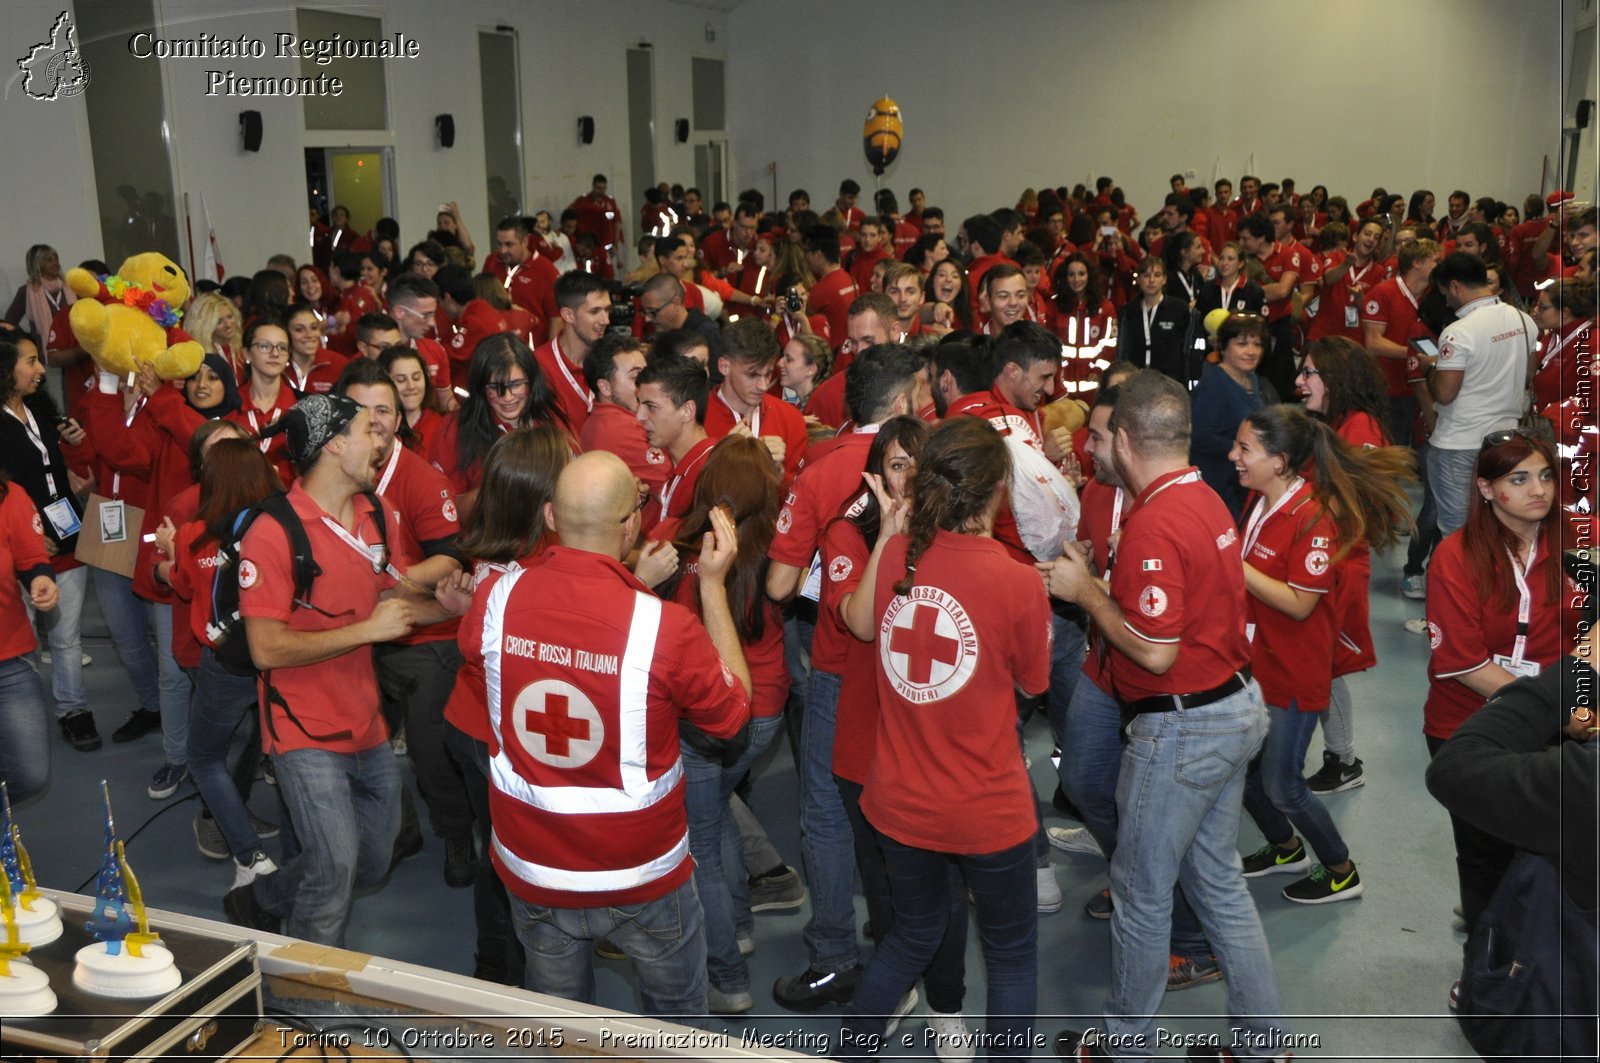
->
[1, 168, 1594, 1061]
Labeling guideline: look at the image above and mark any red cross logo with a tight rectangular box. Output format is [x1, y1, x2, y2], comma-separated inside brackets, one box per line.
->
[524, 692, 590, 758]
[889, 604, 960, 684]
[510, 679, 604, 768]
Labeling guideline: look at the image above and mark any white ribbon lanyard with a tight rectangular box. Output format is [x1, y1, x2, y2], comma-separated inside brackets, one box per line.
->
[551, 336, 594, 412]
[1218, 280, 1238, 311]
[1104, 486, 1126, 576]
[1346, 261, 1374, 294]
[376, 441, 402, 495]
[1539, 322, 1590, 372]
[717, 389, 761, 436]
[7, 405, 58, 496]
[1141, 301, 1158, 351]
[1242, 477, 1305, 558]
[1177, 273, 1196, 303]
[1505, 539, 1538, 667]
[659, 446, 711, 516]
[288, 360, 311, 393]
[247, 404, 282, 453]
[320, 513, 388, 575]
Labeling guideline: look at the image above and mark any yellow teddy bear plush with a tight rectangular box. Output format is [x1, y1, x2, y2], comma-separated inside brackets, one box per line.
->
[65, 252, 205, 381]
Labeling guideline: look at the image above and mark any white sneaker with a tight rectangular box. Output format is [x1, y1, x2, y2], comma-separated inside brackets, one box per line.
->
[885, 986, 918, 1035]
[1404, 617, 1430, 635]
[1036, 866, 1063, 913]
[1047, 825, 1105, 857]
[926, 1009, 975, 1062]
[232, 850, 278, 889]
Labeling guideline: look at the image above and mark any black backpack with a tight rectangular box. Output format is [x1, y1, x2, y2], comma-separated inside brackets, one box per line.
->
[208, 490, 389, 742]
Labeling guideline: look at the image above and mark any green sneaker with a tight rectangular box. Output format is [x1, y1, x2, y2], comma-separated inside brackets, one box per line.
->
[1241, 841, 1310, 878]
[1283, 863, 1364, 904]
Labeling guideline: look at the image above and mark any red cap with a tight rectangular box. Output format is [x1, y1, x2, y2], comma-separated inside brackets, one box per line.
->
[1547, 190, 1575, 208]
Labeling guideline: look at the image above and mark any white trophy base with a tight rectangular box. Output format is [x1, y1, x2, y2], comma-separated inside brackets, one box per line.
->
[7, 896, 63, 948]
[72, 941, 182, 998]
[0, 959, 57, 1016]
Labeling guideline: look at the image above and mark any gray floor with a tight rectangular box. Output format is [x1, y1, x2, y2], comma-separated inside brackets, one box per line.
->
[13, 540, 1476, 1060]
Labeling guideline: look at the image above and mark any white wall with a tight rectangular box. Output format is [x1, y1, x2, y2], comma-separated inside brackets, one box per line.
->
[727, 0, 1572, 226]
[0, 0, 729, 298]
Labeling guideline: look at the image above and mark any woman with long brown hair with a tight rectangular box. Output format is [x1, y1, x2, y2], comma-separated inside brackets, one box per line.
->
[843, 416, 1050, 1055]
[648, 435, 786, 1014]
[1230, 404, 1414, 906]
[157, 437, 284, 887]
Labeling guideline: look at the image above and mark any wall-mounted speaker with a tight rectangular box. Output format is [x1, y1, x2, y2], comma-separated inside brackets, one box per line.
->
[435, 114, 455, 148]
[1578, 99, 1594, 130]
[577, 116, 595, 145]
[239, 110, 262, 152]
[675, 119, 689, 143]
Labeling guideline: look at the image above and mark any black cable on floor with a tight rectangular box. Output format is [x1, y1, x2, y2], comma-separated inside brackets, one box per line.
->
[71, 790, 200, 893]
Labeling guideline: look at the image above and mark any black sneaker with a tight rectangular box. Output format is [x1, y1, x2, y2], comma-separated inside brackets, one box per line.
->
[748, 865, 806, 912]
[443, 836, 477, 889]
[59, 709, 102, 751]
[1241, 841, 1310, 878]
[772, 964, 862, 1011]
[223, 882, 281, 934]
[1052, 784, 1083, 820]
[1084, 887, 1113, 920]
[1054, 1028, 1112, 1059]
[1307, 754, 1365, 794]
[1167, 953, 1224, 992]
[112, 708, 161, 743]
[1283, 863, 1364, 904]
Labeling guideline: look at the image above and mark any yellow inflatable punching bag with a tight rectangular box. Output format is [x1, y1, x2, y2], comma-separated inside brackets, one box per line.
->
[863, 97, 903, 176]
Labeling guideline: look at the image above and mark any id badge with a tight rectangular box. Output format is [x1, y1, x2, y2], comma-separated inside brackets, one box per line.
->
[1343, 304, 1360, 328]
[1492, 653, 1541, 678]
[42, 496, 81, 539]
[799, 552, 824, 603]
[100, 498, 127, 543]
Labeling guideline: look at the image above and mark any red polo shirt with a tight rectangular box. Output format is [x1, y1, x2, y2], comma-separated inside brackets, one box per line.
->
[702, 389, 808, 485]
[0, 485, 51, 661]
[1241, 481, 1336, 711]
[533, 334, 594, 436]
[1361, 276, 1428, 397]
[807, 267, 858, 352]
[1258, 242, 1306, 321]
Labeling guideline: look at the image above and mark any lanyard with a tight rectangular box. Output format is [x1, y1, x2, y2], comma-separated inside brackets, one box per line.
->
[6, 404, 57, 496]
[1218, 279, 1238, 310]
[1506, 538, 1538, 666]
[1177, 272, 1195, 303]
[1141, 300, 1159, 353]
[660, 445, 711, 516]
[287, 359, 314, 393]
[550, 335, 594, 412]
[319, 513, 387, 575]
[246, 402, 282, 453]
[716, 388, 761, 436]
[1104, 486, 1126, 576]
[1539, 321, 1590, 372]
[376, 441, 402, 495]
[1241, 478, 1305, 558]
[1346, 260, 1374, 292]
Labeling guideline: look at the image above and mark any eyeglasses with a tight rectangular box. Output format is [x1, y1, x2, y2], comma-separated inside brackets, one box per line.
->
[1481, 427, 1542, 451]
[485, 378, 529, 397]
[250, 341, 290, 354]
[621, 487, 650, 523]
[1295, 366, 1320, 378]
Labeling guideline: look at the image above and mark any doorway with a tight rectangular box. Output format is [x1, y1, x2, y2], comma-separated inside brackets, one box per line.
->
[305, 147, 396, 240]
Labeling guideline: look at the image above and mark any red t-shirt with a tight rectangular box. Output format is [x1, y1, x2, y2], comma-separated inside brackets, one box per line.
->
[1532, 320, 1592, 411]
[1361, 276, 1428, 397]
[532, 334, 594, 437]
[803, 371, 848, 430]
[702, 389, 809, 485]
[408, 408, 443, 456]
[284, 350, 349, 396]
[1258, 242, 1306, 321]
[374, 443, 462, 645]
[1241, 481, 1336, 711]
[806, 268, 859, 352]
[848, 247, 889, 292]
[770, 429, 875, 570]
[238, 484, 403, 754]
[442, 300, 515, 390]
[0, 485, 51, 661]
[1075, 477, 1130, 696]
[864, 530, 1051, 854]
[1109, 468, 1252, 699]
[822, 516, 880, 782]
[644, 436, 715, 530]
[489, 256, 559, 340]
[1424, 529, 1578, 740]
[1309, 253, 1389, 343]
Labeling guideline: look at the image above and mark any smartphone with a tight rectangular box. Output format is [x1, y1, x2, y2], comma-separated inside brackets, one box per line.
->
[1098, 225, 1117, 238]
[1410, 337, 1440, 358]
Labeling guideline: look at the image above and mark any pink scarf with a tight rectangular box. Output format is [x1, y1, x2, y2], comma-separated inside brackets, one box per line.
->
[25, 277, 74, 339]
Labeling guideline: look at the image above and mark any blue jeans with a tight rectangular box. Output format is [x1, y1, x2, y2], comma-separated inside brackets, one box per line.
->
[1060, 664, 1212, 961]
[1103, 683, 1289, 1060]
[29, 565, 85, 716]
[837, 775, 969, 1015]
[90, 568, 161, 713]
[681, 713, 781, 994]
[842, 835, 1036, 1060]
[1244, 702, 1351, 868]
[1045, 613, 1088, 752]
[798, 667, 858, 973]
[0, 655, 50, 801]
[150, 603, 192, 767]
[1405, 438, 1442, 577]
[510, 877, 707, 1023]
[251, 743, 401, 946]
[1426, 445, 1479, 538]
[188, 649, 265, 861]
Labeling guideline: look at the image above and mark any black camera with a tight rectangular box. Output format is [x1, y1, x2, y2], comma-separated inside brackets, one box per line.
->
[785, 288, 804, 314]
[605, 281, 644, 335]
